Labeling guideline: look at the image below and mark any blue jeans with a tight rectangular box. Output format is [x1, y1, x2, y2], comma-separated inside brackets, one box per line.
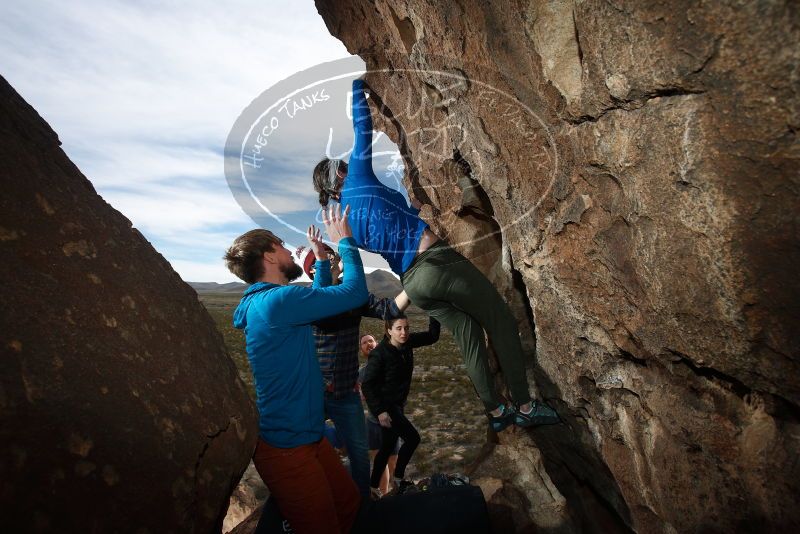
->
[324, 391, 370, 497]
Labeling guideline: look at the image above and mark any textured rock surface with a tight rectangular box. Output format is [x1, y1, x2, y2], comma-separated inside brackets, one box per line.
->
[469, 437, 574, 533]
[316, 1, 800, 532]
[223, 462, 268, 533]
[228, 507, 263, 534]
[0, 76, 258, 532]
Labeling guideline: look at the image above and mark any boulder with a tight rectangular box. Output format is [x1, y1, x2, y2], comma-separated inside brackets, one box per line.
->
[0, 75, 258, 533]
[222, 462, 268, 533]
[315, 1, 800, 531]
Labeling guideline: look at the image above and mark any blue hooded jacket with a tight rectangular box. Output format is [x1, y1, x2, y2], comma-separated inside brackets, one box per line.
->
[233, 237, 368, 447]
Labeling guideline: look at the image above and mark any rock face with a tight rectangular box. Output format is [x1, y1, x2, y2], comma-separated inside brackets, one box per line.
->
[223, 462, 268, 533]
[315, 1, 800, 532]
[0, 76, 258, 532]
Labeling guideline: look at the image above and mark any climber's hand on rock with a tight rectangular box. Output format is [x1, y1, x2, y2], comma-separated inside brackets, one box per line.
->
[306, 225, 328, 261]
[378, 412, 392, 428]
[356, 75, 371, 95]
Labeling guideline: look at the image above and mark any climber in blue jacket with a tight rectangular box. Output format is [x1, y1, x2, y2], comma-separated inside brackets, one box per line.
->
[312, 79, 560, 432]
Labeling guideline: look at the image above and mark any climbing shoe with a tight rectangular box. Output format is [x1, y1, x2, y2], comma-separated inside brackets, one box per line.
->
[487, 404, 515, 433]
[514, 400, 560, 427]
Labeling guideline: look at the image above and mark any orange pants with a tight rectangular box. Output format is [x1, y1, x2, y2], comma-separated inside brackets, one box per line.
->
[253, 437, 361, 534]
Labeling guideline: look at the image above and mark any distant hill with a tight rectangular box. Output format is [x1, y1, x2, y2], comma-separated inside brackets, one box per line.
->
[364, 269, 403, 298]
[188, 281, 248, 293]
[188, 269, 402, 297]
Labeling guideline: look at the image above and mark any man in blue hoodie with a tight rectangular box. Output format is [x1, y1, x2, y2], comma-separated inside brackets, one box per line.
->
[224, 206, 367, 534]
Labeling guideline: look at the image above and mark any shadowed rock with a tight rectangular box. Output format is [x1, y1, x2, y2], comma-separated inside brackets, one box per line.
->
[0, 75, 258, 532]
[314, 1, 800, 532]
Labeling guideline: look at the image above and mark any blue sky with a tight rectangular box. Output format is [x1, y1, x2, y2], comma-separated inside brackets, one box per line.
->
[0, 0, 400, 282]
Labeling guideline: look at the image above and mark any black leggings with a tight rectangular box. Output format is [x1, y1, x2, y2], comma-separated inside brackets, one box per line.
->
[370, 406, 420, 487]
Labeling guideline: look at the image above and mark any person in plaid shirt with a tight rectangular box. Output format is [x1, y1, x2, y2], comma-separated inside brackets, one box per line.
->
[297, 243, 410, 497]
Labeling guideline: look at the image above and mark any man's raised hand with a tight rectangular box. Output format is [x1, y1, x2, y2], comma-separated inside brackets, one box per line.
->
[322, 204, 352, 244]
[306, 225, 328, 261]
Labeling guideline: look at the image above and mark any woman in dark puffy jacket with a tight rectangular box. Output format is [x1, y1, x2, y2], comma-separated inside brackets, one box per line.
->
[361, 314, 440, 498]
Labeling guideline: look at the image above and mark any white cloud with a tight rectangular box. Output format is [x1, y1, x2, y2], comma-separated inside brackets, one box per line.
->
[169, 259, 243, 284]
[0, 1, 352, 142]
[0, 0, 371, 281]
[81, 142, 224, 188]
[104, 187, 252, 234]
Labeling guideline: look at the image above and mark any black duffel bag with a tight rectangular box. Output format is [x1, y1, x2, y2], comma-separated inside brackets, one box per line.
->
[255, 484, 490, 534]
[353, 484, 490, 534]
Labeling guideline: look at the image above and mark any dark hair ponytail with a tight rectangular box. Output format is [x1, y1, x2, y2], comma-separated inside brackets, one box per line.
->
[312, 157, 348, 207]
[312, 158, 332, 206]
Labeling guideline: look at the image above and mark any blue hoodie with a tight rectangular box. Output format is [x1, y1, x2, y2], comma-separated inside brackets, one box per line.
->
[339, 79, 429, 276]
[233, 237, 368, 448]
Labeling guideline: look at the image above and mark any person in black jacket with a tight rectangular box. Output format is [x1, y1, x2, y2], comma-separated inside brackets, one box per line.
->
[361, 314, 440, 497]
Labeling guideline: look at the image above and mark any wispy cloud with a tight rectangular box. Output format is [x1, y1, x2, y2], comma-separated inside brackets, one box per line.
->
[0, 0, 381, 281]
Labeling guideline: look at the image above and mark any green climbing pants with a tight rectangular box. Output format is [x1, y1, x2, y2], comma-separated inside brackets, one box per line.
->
[400, 241, 532, 411]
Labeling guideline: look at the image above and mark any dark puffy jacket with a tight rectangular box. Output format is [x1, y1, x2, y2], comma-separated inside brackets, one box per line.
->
[361, 317, 440, 417]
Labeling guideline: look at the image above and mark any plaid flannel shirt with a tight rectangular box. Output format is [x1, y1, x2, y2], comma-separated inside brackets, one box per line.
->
[312, 294, 400, 399]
